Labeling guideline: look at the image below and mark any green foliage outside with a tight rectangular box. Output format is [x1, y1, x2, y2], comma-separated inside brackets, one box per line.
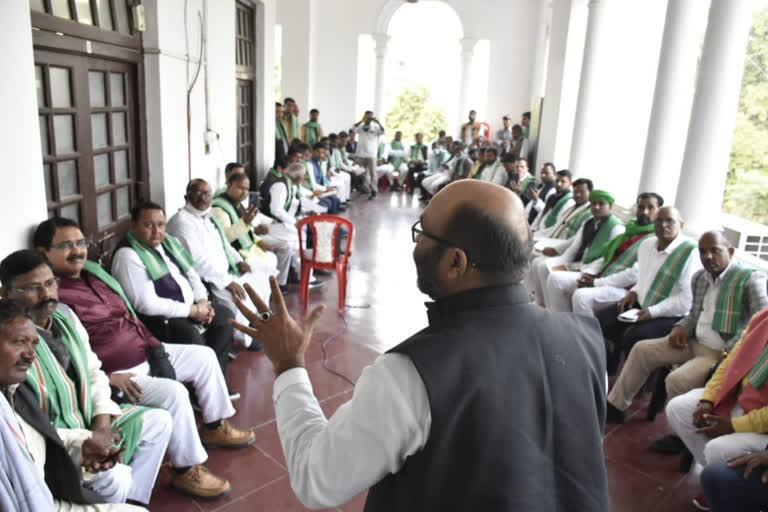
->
[274, 63, 282, 102]
[385, 85, 447, 143]
[724, 7, 768, 224]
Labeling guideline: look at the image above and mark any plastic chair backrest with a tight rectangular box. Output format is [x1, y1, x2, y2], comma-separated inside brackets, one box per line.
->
[296, 215, 354, 267]
[480, 121, 491, 141]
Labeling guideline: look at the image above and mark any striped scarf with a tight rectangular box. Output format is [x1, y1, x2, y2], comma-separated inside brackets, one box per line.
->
[212, 195, 254, 250]
[390, 141, 406, 169]
[302, 121, 321, 145]
[552, 204, 592, 240]
[209, 216, 240, 276]
[82, 260, 137, 318]
[713, 264, 760, 336]
[26, 310, 148, 462]
[410, 143, 426, 161]
[600, 232, 654, 277]
[126, 232, 194, 281]
[582, 215, 624, 264]
[641, 240, 697, 308]
[544, 192, 573, 228]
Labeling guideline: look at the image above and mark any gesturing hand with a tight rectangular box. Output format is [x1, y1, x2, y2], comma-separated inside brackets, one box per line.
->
[230, 276, 325, 375]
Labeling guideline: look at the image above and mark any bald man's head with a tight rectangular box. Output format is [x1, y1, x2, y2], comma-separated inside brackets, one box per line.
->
[413, 181, 532, 299]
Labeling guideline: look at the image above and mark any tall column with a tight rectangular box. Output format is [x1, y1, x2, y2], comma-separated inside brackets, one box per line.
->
[675, 0, 754, 234]
[372, 33, 390, 120]
[529, 1, 553, 101]
[637, 0, 707, 201]
[457, 38, 477, 125]
[569, 0, 610, 176]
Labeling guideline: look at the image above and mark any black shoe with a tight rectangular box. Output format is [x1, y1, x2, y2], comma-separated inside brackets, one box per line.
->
[247, 340, 262, 352]
[308, 279, 325, 289]
[314, 269, 333, 276]
[649, 434, 685, 455]
[279, 284, 289, 293]
[606, 402, 626, 424]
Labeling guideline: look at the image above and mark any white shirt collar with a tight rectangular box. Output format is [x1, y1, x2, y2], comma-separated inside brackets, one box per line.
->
[705, 261, 735, 286]
[183, 202, 210, 220]
[656, 233, 685, 255]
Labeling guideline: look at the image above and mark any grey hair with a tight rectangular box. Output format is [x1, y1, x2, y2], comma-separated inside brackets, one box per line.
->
[286, 163, 306, 180]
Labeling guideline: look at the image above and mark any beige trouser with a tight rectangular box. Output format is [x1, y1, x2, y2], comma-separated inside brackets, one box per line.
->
[607, 335, 723, 411]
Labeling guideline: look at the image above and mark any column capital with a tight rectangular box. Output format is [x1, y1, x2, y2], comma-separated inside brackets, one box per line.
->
[460, 37, 478, 56]
[372, 32, 391, 57]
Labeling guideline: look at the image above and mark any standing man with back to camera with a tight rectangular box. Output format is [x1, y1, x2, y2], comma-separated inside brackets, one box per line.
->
[230, 180, 609, 511]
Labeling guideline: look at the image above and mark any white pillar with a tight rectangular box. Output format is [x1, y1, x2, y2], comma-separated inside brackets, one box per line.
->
[458, 37, 477, 126]
[569, 0, 610, 176]
[637, 0, 708, 201]
[675, 0, 753, 234]
[529, 1, 553, 101]
[372, 33, 390, 121]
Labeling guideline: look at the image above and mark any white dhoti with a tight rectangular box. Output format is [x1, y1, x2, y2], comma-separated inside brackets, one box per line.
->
[261, 223, 300, 286]
[666, 388, 768, 467]
[528, 255, 566, 307]
[122, 344, 236, 469]
[422, 172, 451, 196]
[571, 286, 627, 316]
[82, 462, 133, 504]
[328, 172, 351, 202]
[376, 163, 394, 182]
[543, 270, 581, 312]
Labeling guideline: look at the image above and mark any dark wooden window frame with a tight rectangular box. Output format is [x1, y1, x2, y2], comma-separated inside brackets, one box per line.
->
[235, 0, 258, 185]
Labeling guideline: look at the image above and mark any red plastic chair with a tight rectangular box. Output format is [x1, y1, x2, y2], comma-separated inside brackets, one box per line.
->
[296, 214, 354, 315]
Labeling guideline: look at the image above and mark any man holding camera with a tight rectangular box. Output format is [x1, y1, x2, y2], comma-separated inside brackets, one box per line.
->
[353, 111, 385, 200]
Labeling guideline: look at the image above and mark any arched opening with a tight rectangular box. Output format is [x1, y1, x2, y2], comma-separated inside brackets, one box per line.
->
[382, 1, 464, 140]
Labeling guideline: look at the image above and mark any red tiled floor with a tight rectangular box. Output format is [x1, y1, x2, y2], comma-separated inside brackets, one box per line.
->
[149, 190, 707, 511]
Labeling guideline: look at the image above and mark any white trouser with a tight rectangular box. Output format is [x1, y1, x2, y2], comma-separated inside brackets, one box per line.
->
[544, 270, 581, 312]
[376, 163, 394, 181]
[55, 500, 146, 511]
[666, 388, 768, 467]
[528, 255, 566, 307]
[571, 286, 628, 316]
[329, 172, 351, 202]
[119, 344, 236, 468]
[82, 462, 133, 504]
[211, 262, 273, 346]
[392, 163, 408, 185]
[261, 232, 296, 286]
[123, 408, 172, 503]
[422, 172, 451, 196]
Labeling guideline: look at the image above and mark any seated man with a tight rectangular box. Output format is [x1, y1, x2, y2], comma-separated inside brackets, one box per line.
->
[472, 147, 507, 187]
[386, 131, 409, 190]
[546, 192, 662, 313]
[34, 218, 255, 500]
[306, 144, 342, 213]
[167, 179, 291, 350]
[606, 231, 768, 428]
[506, 123, 529, 160]
[530, 170, 574, 232]
[507, 157, 535, 207]
[467, 147, 486, 178]
[405, 132, 429, 190]
[700, 449, 768, 512]
[0, 251, 171, 506]
[0, 299, 144, 511]
[523, 163, 557, 224]
[596, 207, 700, 375]
[336, 131, 367, 191]
[533, 177, 593, 245]
[112, 202, 236, 375]
[325, 134, 353, 202]
[422, 142, 471, 197]
[667, 305, 768, 511]
[529, 190, 625, 307]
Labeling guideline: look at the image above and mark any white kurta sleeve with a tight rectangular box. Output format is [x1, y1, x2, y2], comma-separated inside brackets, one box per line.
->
[646, 250, 701, 319]
[273, 353, 431, 509]
[270, 182, 298, 226]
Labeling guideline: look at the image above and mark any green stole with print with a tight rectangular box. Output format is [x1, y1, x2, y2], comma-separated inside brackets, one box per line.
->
[125, 232, 194, 281]
[208, 216, 241, 276]
[303, 121, 321, 145]
[543, 192, 573, 228]
[600, 232, 654, 277]
[552, 204, 592, 240]
[410, 143, 426, 161]
[82, 260, 137, 318]
[641, 240, 698, 307]
[212, 195, 254, 250]
[25, 310, 149, 463]
[582, 215, 624, 264]
[713, 264, 762, 336]
[390, 141, 406, 168]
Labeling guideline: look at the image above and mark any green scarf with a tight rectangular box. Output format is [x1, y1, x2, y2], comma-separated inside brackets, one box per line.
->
[328, 148, 342, 170]
[302, 159, 317, 191]
[451, 157, 466, 179]
[26, 310, 148, 463]
[544, 192, 573, 228]
[600, 232, 654, 277]
[275, 119, 288, 141]
[600, 220, 656, 265]
[289, 113, 299, 140]
[125, 232, 194, 281]
[209, 216, 240, 276]
[212, 195, 254, 250]
[410, 143, 425, 161]
[552, 204, 592, 240]
[641, 240, 697, 308]
[518, 175, 534, 196]
[713, 264, 761, 335]
[582, 215, 624, 264]
[378, 142, 385, 160]
[302, 121, 321, 145]
[390, 141, 406, 169]
[82, 260, 137, 318]
[474, 163, 488, 180]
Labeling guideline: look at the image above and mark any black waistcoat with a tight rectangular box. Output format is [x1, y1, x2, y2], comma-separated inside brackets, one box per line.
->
[364, 285, 609, 512]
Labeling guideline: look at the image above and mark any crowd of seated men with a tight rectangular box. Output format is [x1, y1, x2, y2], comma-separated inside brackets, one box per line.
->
[520, 168, 768, 511]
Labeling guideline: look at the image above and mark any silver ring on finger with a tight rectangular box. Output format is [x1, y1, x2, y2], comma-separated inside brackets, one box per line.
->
[259, 311, 273, 322]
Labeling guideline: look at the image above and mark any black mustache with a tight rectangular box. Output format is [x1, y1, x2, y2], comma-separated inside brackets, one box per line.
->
[67, 255, 85, 262]
[15, 359, 32, 368]
[34, 299, 58, 310]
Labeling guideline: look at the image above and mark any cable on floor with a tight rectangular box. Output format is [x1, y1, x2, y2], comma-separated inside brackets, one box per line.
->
[318, 302, 371, 387]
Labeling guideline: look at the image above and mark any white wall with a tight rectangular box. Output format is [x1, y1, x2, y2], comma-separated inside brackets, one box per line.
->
[0, 4, 48, 257]
[276, 0, 315, 115]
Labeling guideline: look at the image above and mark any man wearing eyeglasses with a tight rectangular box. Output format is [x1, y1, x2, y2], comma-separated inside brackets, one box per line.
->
[230, 180, 610, 511]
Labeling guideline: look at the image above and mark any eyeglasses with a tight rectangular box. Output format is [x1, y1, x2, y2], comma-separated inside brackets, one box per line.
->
[189, 190, 213, 198]
[13, 277, 60, 296]
[655, 218, 678, 226]
[411, 219, 479, 268]
[51, 239, 87, 251]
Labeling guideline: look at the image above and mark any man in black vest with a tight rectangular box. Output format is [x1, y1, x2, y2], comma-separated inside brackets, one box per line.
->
[231, 180, 609, 511]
